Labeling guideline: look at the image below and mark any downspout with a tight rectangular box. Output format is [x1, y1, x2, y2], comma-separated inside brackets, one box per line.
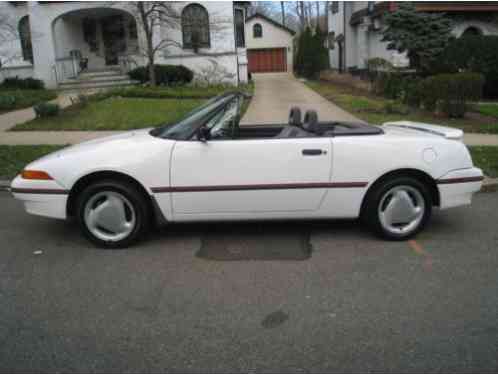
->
[233, 4, 240, 85]
[343, 2, 346, 72]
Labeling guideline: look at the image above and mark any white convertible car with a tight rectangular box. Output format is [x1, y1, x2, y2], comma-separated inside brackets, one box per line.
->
[11, 92, 483, 248]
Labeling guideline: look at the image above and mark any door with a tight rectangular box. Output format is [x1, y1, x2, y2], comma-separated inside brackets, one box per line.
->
[101, 15, 126, 66]
[170, 138, 332, 219]
[248, 48, 287, 73]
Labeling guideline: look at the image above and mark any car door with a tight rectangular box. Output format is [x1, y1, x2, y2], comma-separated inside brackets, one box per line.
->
[170, 136, 333, 219]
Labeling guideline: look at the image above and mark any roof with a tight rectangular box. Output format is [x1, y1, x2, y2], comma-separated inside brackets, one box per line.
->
[246, 12, 296, 36]
[350, 1, 498, 25]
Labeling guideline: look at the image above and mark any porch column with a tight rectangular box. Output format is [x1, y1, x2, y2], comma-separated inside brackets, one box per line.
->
[357, 22, 370, 69]
[28, 2, 58, 88]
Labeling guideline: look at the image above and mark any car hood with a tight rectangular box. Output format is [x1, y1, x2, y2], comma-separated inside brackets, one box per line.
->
[25, 128, 175, 189]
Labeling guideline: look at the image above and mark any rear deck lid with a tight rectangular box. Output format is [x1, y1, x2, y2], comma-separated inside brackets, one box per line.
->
[382, 121, 463, 141]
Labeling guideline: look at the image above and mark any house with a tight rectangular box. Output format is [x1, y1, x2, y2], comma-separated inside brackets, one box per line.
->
[328, 1, 498, 72]
[245, 12, 295, 74]
[0, 1, 249, 89]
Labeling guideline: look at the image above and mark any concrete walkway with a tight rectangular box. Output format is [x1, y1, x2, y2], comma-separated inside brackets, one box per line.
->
[240, 73, 362, 125]
[463, 133, 498, 146]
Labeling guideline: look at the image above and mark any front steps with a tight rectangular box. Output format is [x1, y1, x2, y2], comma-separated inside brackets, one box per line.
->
[59, 69, 139, 90]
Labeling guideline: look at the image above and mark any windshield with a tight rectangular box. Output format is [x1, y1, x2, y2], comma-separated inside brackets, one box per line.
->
[150, 93, 239, 140]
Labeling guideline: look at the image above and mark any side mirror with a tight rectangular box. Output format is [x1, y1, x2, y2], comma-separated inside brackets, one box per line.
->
[196, 125, 210, 142]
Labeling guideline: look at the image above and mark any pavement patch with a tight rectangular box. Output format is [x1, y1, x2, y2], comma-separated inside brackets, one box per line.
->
[261, 310, 289, 329]
[196, 223, 312, 261]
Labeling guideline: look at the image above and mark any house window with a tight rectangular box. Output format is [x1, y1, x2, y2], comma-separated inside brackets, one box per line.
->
[234, 8, 245, 48]
[182, 3, 210, 50]
[253, 23, 262, 38]
[331, 1, 339, 14]
[18, 16, 33, 64]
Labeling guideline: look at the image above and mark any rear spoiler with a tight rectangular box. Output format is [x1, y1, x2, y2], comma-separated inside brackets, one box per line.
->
[382, 121, 463, 141]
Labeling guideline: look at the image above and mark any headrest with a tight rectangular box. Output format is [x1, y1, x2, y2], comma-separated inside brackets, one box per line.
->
[303, 110, 318, 133]
[288, 107, 302, 127]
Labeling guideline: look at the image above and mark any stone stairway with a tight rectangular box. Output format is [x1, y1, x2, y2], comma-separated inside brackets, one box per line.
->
[58, 69, 139, 90]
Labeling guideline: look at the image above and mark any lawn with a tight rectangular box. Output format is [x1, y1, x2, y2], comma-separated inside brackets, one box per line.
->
[468, 146, 498, 178]
[0, 89, 57, 114]
[476, 104, 498, 119]
[12, 97, 204, 131]
[0, 145, 66, 179]
[305, 81, 498, 134]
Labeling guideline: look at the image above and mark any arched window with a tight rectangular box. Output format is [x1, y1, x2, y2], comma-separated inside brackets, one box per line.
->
[182, 4, 210, 50]
[18, 16, 33, 64]
[253, 23, 262, 38]
[462, 26, 483, 38]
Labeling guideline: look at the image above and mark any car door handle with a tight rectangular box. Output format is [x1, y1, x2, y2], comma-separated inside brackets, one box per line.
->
[302, 149, 325, 156]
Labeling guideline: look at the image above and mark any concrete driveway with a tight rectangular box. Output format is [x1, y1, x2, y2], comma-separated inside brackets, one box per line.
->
[241, 73, 362, 125]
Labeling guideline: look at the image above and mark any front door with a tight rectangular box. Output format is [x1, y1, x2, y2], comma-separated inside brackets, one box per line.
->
[170, 137, 333, 220]
[101, 15, 126, 66]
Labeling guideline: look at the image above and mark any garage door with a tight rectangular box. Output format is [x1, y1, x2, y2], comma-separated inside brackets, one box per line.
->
[248, 48, 287, 73]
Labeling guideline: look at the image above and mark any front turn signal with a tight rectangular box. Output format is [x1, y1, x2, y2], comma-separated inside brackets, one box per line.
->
[21, 170, 53, 180]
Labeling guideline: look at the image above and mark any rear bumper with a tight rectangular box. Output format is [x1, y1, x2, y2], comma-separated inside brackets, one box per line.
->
[437, 167, 483, 209]
[10, 175, 69, 219]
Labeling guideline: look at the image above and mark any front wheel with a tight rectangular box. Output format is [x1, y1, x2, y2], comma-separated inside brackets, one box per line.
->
[76, 180, 150, 248]
[363, 177, 432, 240]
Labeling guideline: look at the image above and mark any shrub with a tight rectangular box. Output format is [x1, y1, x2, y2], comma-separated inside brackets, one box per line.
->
[383, 100, 410, 115]
[420, 72, 484, 117]
[34, 102, 60, 118]
[373, 72, 422, 107]
[0, 95, 16, 110]
[433, 35, 498, 98]
[128, 65, 194, 86]
[1, 77, 45, 90]
[295, 27, 328, 79]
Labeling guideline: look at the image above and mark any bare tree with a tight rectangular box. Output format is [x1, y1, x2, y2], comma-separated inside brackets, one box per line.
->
[125, 2, 180, 86]
[0, 13, 19, 68]
[125, 2, 231, 86]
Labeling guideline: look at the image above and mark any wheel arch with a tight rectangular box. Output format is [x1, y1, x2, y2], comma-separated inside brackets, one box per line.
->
[66, 170, 158, 222]
[360, 168, 440, 217]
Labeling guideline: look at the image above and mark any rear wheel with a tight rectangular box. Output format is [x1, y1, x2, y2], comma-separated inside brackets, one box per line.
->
[76, 180, 150, 248]
[363, 177, 432, 240]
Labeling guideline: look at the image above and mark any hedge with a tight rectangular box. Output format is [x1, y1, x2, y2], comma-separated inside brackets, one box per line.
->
[128, 65, 194, 86]
[432, 35, 498, 98]
[0, 77, 45, 90]
[420, 72, 484, 117]
[0, 90, 57, 111]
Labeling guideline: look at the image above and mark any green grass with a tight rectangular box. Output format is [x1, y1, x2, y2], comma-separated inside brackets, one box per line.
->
[0, 89, 57, 113]
[305, 81, 498, 134]
[468, 146, 498, 178]
[12, 97, 204, 131]
[477, 103, 498, 119]
[0, 145, 66, 179]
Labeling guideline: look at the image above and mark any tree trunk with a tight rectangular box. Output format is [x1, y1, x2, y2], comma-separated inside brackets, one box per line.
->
[137, 2, 157, 86]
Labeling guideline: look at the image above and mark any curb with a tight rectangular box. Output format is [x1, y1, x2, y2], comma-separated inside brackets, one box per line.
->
[480, 177, 498, 193]
[0, 180, 11, 192]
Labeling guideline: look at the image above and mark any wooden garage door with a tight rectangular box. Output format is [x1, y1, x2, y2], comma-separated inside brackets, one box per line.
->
[248, 48, 287, 73]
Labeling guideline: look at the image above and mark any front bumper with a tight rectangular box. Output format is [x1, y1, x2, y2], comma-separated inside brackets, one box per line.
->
[10, 175, 69, 219]
[437, 167, 483, 209]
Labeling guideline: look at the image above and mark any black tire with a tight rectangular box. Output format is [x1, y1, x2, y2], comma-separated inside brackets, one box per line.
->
[76, 180, 150, 248]
[362, 176, 432, 241]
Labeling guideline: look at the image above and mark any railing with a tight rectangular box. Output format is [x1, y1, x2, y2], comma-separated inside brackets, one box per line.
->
[54, 56, 79, 83]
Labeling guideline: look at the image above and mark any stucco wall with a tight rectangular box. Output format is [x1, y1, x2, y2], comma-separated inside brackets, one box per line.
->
[1, 1, 247, 87]
[156, 2, 245, 84]
[245, 16, 294, 72]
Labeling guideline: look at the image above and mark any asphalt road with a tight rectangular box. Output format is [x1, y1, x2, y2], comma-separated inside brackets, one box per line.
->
[1, 191, 497, 373]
